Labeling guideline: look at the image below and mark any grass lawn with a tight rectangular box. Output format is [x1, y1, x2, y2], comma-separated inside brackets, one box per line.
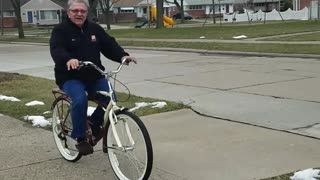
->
[107, 20, 320, 40]
[1, 20, 320, 55]
[0, 72, 186, 121]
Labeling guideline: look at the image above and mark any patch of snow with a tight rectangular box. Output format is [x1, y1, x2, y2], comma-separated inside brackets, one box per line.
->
[43, 111, 51, 114]
[87, 106, 96, 116]
[129, 102, 167, 112]
[24, 115, 51, 127]
[25, 100, 45, 106]
[233, 35, 247, 39]
[290, 168, 320, 180]
[0, 95, 20, 102]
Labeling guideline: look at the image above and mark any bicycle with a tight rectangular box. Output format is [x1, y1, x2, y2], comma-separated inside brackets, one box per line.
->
[51, 61, 153, 180]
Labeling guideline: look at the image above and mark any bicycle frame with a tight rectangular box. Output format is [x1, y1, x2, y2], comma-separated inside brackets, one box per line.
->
[81, 61, 135, 152]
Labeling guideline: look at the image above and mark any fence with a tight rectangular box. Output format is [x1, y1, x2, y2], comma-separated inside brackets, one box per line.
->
[223, 7, 310, 22]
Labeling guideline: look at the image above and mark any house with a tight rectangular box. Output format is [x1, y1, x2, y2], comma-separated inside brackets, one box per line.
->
[20, 0, 65, 26]
[293, 0, 311, 10]
[0, 0, 29, 27]
[180, 0, 283, 19]
[96, 0, 143, 23]
[0, 0, 66, 27]
[111, 0, 143, 22]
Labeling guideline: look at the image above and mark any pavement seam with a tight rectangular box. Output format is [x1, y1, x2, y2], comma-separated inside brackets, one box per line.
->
[225, 76, 313, 91]
[189, 108, 320, 141]
[0, 157, 61, 172]
[291, 122, 320, 131]
[152, 167, 189, 180]
[229, 90, 320, 104]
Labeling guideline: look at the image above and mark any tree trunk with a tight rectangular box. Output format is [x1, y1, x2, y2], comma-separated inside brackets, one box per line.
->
[105, 1, 111, 30]
[165, 0, 185, 23]
[180, 0, 184, 23]
[10, 0, 24, 38]
[88, 0, 98, 21]
[156, 0, 164, 28]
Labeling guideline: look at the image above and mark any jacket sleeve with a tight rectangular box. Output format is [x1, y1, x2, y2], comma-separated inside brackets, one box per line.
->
[97, 26, 129, 63]
[50, 26, 73, 67]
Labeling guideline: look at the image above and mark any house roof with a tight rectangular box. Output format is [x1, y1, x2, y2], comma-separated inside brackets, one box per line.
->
[2, 0, 30, 10]
[51, 0, 68, 9]
[113, 0, 144, 8]
[1, 0, 64, 10]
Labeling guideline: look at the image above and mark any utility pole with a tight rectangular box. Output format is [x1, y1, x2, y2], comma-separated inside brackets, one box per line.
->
[318, 0, 320, 20]
[147, 0, 150, 28]
[1, 0, 4, 36]
[219, 0, 221, 25]
[212, 0, 216, 24]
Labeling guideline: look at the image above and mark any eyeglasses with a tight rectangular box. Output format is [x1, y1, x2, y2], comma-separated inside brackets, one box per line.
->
[69, 9, 87, 14]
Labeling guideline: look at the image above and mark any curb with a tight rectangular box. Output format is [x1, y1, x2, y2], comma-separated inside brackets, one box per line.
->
[2, 41, 320, 59]
[124, 46, 320, 59]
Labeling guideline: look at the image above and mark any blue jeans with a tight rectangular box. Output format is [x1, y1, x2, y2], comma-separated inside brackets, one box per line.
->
[62, 78, 110, 139]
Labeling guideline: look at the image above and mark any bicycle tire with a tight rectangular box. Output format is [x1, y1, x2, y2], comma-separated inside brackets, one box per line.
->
[52, 96, 82, 162]
[105, 110, 153, 180]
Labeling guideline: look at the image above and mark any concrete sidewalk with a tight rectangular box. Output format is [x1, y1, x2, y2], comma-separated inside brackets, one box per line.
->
[1, 110, 320, 180]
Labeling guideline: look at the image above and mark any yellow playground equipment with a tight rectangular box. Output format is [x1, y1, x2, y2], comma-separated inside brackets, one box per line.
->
[151, 7, 176, 27]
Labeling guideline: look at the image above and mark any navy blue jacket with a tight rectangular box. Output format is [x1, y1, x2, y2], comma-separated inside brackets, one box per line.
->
[50, 18, 128, 87]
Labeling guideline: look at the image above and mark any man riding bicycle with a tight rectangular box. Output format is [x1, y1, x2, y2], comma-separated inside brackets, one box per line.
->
[50, 0, 136, 155]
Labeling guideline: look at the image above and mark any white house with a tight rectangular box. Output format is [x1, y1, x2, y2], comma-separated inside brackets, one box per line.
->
[21, 0, 64, 25]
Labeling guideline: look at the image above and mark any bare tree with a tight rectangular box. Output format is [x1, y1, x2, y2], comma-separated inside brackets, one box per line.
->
[156, 0, 164, 28]
[88, 0, 98, 21]
[99, 0, 120, 30]
[10, 0, 24, 38]
[165, 0, 184, 23]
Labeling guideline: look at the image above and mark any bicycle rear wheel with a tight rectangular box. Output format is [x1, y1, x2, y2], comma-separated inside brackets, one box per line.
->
[105, 111, 153, 180]
[52, 97, 82, 162]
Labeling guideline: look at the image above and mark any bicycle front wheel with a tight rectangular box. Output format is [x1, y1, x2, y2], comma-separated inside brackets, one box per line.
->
[106, 111, 153, 180]
[52, 97, 81, 162]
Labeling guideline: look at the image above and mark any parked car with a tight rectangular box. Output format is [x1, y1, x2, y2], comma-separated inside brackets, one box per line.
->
[173, 12, 193, 20]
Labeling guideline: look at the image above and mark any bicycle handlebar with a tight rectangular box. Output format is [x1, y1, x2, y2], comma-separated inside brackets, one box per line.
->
[79, 59, 126, 77]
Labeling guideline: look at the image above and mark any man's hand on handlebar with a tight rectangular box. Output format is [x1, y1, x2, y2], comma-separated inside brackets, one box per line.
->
[121, 56, 137, 65]
[67, 56, 136, 71]
[66, 59, 80, 71]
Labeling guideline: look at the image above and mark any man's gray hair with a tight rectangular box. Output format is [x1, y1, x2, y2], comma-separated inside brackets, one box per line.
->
[68, 0, 90, 9]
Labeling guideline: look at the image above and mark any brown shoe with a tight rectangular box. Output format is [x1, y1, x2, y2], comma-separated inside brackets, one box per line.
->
[75, 140, 93, 155]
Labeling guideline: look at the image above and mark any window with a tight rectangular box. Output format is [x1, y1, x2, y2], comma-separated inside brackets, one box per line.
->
[189, 5, 203, 10]
[3, 11, 15, 17]
[120, 9, 134, 13]
[40, 10, 58, 20]
[120, 7, 134, 13]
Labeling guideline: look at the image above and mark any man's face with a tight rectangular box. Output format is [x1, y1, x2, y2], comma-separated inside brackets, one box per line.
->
[67, 2, 88, 27]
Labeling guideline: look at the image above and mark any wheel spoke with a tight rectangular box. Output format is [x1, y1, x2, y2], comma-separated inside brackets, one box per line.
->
[106, 111, 152, 180]
[52, 98, 81, 162]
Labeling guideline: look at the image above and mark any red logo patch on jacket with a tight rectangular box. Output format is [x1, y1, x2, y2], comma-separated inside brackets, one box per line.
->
[91, 35, 96, 42]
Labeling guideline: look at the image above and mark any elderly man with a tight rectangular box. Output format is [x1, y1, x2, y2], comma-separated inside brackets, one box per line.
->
[50, 0, 136, 155]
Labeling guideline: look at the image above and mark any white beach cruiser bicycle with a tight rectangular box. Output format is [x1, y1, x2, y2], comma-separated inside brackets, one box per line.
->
[51, 60, 153, 180]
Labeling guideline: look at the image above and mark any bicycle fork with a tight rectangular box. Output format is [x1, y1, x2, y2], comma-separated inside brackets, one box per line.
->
[103, 108, 135, 153]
